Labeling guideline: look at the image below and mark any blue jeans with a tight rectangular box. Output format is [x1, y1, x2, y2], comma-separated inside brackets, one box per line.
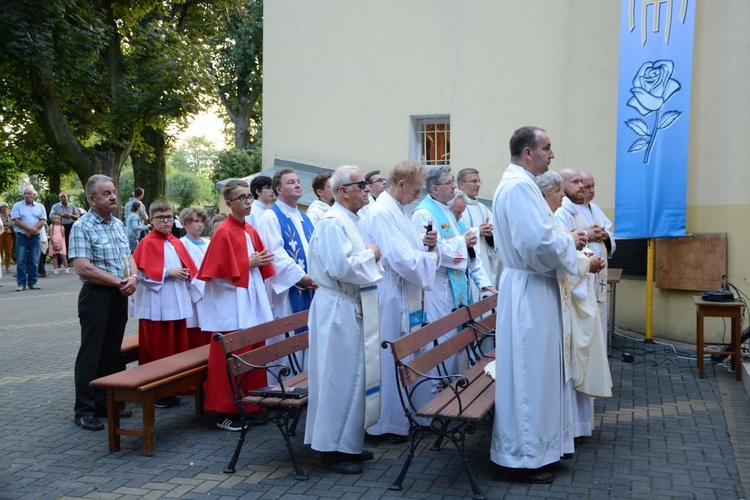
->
[15, 232, 40, 287]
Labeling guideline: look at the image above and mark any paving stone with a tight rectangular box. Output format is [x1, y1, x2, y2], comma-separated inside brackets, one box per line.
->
[1, 272, 749, 498]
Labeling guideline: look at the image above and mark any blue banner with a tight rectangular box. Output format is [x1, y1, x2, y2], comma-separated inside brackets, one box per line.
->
[614, 0, 696, 238]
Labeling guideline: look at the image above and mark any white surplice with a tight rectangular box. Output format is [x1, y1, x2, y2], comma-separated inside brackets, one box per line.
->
[413, 198, 490, 376]
[362, 191, 439, 436]
[490, 164, 578, 469]
[304, 202, 382, 454]
[461, 197, 500, 290]
[197, 233, 273, 332]
[133, 241, 193, 321]
[578, 201, 616, 346]
[180, 236, 207, 329]
[246, 201, 271, 229]
[555, 198, 613, 436]
[305, 199, 330, 226]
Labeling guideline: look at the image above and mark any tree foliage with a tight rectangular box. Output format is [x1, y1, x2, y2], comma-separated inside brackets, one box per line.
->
[0, 0, 236, 198]
[171, 136, 220, 178]
[211, 143, 262, 184]
[167, 172, 202, 210]
[211, 0, 263, 149]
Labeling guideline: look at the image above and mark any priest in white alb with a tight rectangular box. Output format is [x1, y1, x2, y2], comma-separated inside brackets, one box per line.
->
[555, 168, 612, 437]
[304, 166, 383, 475]
[490, 126, 584, 484]
[361, 160, 439, 443]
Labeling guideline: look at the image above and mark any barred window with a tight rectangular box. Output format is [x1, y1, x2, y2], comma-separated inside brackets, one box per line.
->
[411, 115, 450, 166]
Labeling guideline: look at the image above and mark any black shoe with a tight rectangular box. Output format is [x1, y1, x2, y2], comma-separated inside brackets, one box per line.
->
[155, 396, 181, 408]
[74, 415, 104, 431]
[319, 453, 363, 475]
[496, 465, 554, 484]
[365, 432, 408, 444]
[95, 409, 133, 418]
[216, 416, 243, 431]
[337, 450, 374, 462]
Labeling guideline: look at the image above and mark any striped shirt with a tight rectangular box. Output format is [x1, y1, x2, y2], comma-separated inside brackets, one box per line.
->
[69, 210, 131, 280]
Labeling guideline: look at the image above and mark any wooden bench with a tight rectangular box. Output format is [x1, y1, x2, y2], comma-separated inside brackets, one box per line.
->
[385, 295, 497, 500]
[118, 335, 140, 372]
[90, 344, 210, 456]
[214, 310, 310, 479]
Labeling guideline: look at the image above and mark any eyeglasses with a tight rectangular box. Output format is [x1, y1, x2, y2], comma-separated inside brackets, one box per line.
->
[463, 179, 482, 185]
[368, 178, 386, 185]
[435, 178, 456, 186]
[343, 181, 368, 190]
[228, 194, 253, 204]
[153, 215, 174, 222]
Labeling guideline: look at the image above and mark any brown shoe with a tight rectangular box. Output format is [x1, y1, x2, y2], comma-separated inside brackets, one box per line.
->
[497, 465, 554, 484]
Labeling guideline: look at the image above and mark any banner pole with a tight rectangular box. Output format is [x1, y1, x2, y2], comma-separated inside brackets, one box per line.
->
[645, 238, 654, 343]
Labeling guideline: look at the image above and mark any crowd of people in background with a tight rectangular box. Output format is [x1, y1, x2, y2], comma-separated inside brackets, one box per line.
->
[2, 124, 615, 484]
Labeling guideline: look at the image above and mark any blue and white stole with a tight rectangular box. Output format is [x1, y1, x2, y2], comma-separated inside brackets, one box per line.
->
[270, 203, 315, 313]
[414, 195, 469, 309]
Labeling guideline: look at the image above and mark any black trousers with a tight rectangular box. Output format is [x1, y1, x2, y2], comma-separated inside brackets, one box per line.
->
[74, 283, 128, 417]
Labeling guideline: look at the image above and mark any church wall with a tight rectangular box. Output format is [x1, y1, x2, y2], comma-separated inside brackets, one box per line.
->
[264, 0, 750, 344]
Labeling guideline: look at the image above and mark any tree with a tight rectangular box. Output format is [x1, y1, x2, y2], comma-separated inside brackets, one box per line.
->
[211, 144, 262, 185]
[0, 0, 234, 202]
[171, 136, 220, 178]
[211, 0, 263, 150]
[167, 172, 202, 210]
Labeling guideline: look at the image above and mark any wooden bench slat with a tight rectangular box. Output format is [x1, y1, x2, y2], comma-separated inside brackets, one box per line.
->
[465, 295, 497, 320]
[228, 332, 309, 377]
[217, 311, 308, 354]
[436, 359, 494, 419]
[456, 381, 495, 421]
[399, 326, 478, 387]
[390, 308, 471, 362]
[92, 345, 209, 390]
[415, 356, 491, 417]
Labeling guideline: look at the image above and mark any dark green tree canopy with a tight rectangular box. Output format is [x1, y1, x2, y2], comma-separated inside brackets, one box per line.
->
[0, 0, 236, 193]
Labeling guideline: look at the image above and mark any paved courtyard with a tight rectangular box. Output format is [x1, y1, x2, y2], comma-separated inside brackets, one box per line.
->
[1, 268, 748, 499]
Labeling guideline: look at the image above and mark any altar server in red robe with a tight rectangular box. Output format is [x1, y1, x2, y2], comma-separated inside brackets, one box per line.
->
[132, 200, 198, 408]
[197, 179, 276, 430]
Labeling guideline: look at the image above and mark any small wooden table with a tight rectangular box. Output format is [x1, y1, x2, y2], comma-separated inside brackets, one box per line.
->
[693, 296, 744, 381]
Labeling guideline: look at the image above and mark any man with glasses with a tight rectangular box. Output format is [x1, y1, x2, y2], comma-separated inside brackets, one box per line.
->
[412, 166, 490, 373]
[358, 170, 387, 219]
[304, 166, 383, 474]
[69, 175, 138, 431]
[197, 179, 276, 430]
[457, 168, 499, 291]
[131, 200, 198, 408]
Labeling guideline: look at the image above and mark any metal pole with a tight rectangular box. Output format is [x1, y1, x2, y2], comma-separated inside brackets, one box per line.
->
[645, 238, 654, 343]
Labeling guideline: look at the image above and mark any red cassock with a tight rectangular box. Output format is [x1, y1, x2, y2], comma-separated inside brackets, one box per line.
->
[198, 216, 276, 414]
[133, 231, 198, 364]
